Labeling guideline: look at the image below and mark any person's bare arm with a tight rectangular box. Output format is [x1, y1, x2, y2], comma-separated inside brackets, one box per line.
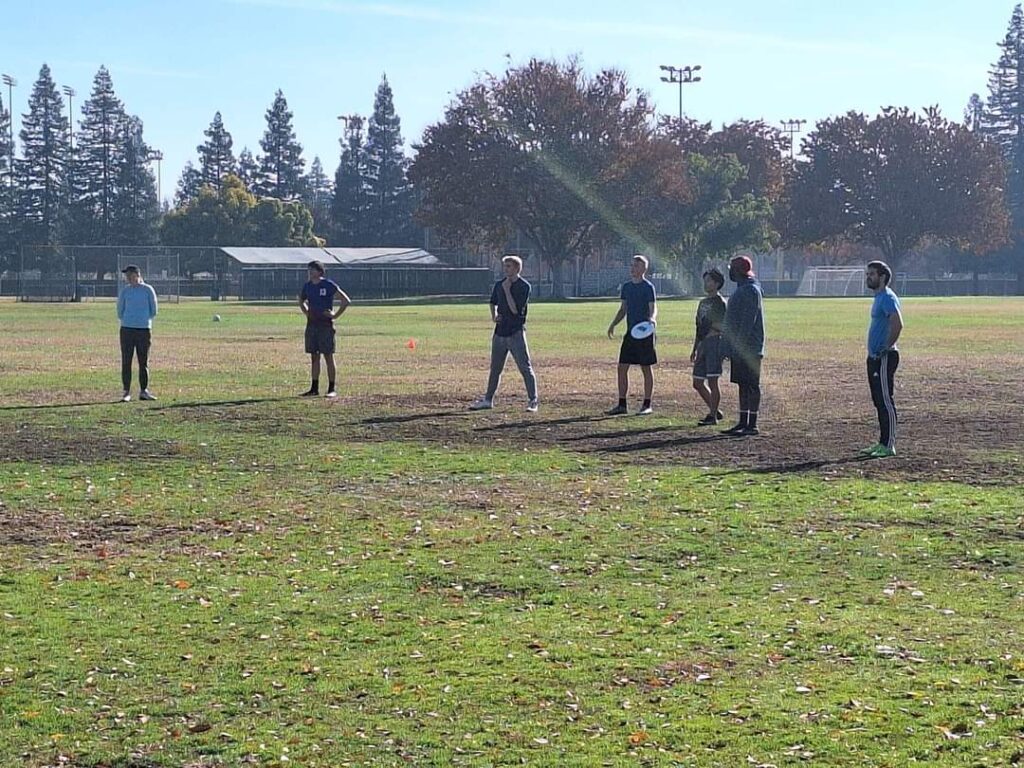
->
[886, 308, 903, 349]
[607, 301, 627, 339]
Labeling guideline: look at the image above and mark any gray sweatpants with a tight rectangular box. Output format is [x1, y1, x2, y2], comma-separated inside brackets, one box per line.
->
[486, 330, 538, 401]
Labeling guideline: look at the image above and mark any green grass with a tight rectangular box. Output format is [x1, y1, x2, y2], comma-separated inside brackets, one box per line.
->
[1, 297, 1023, 766]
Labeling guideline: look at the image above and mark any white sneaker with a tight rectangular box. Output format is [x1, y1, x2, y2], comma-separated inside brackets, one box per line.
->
[139, 390, 157, 401]
[526, 399, 539, 413]
[325, 390, 338, 399]
[469, 398, 493, 411]
[120, 391, 131, 402]
[637, 405, 653, 415]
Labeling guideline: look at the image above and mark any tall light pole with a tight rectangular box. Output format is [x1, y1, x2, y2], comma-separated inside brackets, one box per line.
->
[780, 118, 806, 158]
[62, 86, 75, 207]
[146, 149, 163, 206]
[659, 64, 702, 122]
[2, 74, 16, 192]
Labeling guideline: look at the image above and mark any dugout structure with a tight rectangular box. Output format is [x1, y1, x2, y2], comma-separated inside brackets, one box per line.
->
[17, 245, 193, 302]
[220, 247, 492, 300]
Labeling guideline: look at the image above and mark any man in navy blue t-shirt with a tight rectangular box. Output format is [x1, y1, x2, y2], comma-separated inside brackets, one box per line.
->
[605, 255, 658, 415]
[469, 255, 539, 412]
[298, 260, 351, 398]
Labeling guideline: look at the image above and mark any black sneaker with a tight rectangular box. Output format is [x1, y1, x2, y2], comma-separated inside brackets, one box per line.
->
[697, 414, 718, 426]
[721, 422, 746, 435]
[739, 426, 760, 436]
[300, 388, 319, 397]
[605, 404, 628, 415]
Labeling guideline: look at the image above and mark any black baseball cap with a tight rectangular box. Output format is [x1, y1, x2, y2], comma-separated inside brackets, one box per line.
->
[121, 264, 140, 274]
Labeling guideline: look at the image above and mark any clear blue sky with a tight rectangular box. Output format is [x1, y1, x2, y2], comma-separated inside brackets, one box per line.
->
[1, 0, 1013, 202]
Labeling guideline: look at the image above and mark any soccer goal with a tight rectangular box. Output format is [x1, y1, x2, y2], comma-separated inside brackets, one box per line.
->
[796, 266, 868, 296]
[116, 252, 181, 303]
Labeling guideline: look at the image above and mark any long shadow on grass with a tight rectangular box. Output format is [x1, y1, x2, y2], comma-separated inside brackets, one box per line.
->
[716, 455, 874, 476]
[476, 414, 612, 431]
[560, 425, 681, 442]
[584, 433, 733, 453]
[0, 400, 116, 411]
[362, 410, 470, 425]
[148, 396, 295, 411]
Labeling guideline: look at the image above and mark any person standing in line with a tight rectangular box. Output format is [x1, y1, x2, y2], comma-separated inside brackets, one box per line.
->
[116, 264, 159, 403]
[606, 255, 658, 416]
[721, 255, 765, 436]
[691, 267, 727, 425]
[860, 260, 904, 458]
[298, 260, 351, 399]
[469, 255, 539, 412]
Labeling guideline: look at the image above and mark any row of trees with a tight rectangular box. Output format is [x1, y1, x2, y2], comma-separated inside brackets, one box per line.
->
[2, 4, 1024, 291]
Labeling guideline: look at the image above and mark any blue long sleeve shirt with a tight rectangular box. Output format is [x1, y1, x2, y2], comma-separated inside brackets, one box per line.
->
[723, 277, 765, 359]
[117, 282, 158, 329]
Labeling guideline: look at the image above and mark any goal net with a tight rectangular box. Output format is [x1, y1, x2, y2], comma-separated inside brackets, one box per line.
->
[116, 252, 181, 303]
[797, 266, 868, 296]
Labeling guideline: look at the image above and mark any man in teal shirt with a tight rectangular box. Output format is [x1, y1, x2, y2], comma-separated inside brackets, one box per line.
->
[861, 260, 904, 458]
[116, 264, 159, 402]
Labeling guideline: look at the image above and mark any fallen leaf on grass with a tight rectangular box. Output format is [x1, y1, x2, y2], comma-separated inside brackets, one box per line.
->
[629, 730, 649, 745]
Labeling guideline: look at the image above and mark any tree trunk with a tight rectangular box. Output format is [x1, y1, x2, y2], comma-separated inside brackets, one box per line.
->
[549, 259, 566, 299]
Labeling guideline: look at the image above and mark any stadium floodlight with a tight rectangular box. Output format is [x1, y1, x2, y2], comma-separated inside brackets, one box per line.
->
[659, 63, 702, 121]
[2, 74, 15, 192]
[780, 118, 807, 158]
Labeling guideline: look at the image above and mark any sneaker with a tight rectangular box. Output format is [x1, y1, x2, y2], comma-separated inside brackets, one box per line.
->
[858, 443, 883, 456]
[721, 422, 746, 435]
[605, 404, 628, 416]
[325, 390, 338, 399]
[469, 398, 493, 411]
[739, 426, 760, 436]
[637, 405, 653, 416]
[716, 409, 724, 420]
[120, 391, 131, 403]
[526, 399, 539, 413]
[300, 388, 319, 397]
[139, 390, 157, 401]
[869, 444, 896, 458]
[697, 414, 718, 426]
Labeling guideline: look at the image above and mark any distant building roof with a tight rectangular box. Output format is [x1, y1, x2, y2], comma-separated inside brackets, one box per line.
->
[221, 247, 441, 267]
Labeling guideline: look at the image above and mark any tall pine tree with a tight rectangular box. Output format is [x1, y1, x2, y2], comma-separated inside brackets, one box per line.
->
[17, 64, 68, 249]
[331, 114, 368, 245]
[197, 111, 236, 189]
[302, 156, 332, 239]
[364, 75, 416, 245]
[982, 3, 1024, 290]
[68, 66, 127, 244]
[257, 90, 305, 199]
[175, 161, 203, 206]
[237, 147, 258, 192]
[111, 116, 160, 245]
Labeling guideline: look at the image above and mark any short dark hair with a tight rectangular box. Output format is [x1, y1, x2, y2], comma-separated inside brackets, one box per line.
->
[866, 260, 892, 284]
[121, 264, 140, 274]
[307, 260, 325, 275]
[703, 267, 725, 289]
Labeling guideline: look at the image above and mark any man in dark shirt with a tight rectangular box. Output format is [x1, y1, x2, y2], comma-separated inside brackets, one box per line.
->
[722, 255, 765, 436]
[605, 255, 658, 415]
[298, 260, 351, 398]
[469, 255, 539, 412]
[691, 267, 727, 425]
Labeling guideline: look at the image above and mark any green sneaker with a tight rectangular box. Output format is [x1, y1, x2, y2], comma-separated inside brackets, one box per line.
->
[869, 445, 896, 458]
[858, 443, 883, 456]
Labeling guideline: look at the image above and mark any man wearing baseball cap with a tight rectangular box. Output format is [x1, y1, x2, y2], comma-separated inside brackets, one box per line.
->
[116, 264, 159, 402]
[722, 255, 765, 435]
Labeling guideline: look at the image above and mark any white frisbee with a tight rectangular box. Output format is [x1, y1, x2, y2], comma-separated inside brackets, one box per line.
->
[630, 320, 656, 340]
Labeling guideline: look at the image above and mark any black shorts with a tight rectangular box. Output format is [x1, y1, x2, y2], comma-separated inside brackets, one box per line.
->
[305, 324, 336, 355]
[730, 353, 762, 385]
[619, 334, 657, 366]
[693, 336, 723, 379]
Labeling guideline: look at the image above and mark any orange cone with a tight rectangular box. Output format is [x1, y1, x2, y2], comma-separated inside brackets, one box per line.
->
[406, 338, 417, 350]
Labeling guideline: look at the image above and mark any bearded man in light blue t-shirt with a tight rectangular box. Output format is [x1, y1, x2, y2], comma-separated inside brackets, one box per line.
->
[861, 260, 904, 459]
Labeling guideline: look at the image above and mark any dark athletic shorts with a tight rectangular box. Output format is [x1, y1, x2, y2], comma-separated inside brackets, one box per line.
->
[305, 324, 336, 355]
[730, 353, 762, 385]
[692, 336, 723, 380]
[619, 333, 657, 366]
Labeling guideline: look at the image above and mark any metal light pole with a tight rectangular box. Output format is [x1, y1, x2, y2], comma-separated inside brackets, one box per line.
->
[2, 74, 15, 192]
[62, 86, 75, 206]
[659, 64, 702, 122]
[780, 118, 807, 158]
[147, 150, 163, 205]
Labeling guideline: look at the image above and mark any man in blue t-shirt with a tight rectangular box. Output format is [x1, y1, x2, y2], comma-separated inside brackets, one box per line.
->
[298, 260, 351, 398]
[116, 264, 159, 402]
[605, 255, 658, 415]
[469, 255, 539, 412]
[860, 260, 904, 458]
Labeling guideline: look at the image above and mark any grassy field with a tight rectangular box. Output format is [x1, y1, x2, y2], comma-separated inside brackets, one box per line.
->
[1, 297, 1022, 767]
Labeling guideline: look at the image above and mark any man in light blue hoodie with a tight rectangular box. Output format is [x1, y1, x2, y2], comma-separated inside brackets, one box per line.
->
[116, 264, 159, 402]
